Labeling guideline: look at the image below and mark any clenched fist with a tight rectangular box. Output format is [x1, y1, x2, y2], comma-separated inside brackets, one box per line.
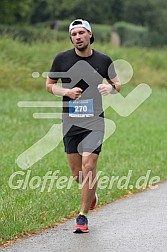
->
[65, 87, 83, 99]
[97, 84, 113, 96]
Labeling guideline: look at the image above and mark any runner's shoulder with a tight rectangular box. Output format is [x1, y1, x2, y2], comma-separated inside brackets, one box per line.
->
[54, 49, 75, 59]
[93, 50, 113, 63]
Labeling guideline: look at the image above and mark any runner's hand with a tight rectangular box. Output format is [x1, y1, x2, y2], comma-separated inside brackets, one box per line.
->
[65, 87, 83, 99]
[98, 84, 113, 96]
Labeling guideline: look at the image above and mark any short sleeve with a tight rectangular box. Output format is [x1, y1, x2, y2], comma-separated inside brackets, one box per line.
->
[47, 52, 63, 80]
[106, 57, 117, 80]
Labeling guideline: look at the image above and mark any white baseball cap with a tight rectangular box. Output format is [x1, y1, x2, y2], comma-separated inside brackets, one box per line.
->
[69, 19, 94, 44]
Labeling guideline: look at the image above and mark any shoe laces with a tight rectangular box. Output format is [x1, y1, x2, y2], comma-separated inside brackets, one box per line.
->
[76, 215, 88, 225]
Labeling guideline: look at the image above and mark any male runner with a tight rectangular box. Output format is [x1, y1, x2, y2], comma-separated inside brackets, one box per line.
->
[46, 19, 121, 233]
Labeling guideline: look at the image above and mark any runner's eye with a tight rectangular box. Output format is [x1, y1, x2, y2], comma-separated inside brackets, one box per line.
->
[71, 31, 85, 36]
[71, 32, 77, 36]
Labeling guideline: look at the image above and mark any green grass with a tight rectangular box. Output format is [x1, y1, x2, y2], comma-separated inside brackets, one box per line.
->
[0, 38, 167, 245]
[0, 37, 167, 91]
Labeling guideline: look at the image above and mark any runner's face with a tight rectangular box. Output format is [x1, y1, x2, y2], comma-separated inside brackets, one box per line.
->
[70, 27, 92, 51]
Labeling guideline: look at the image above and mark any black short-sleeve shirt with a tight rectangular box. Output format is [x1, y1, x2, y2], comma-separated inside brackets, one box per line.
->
[48, 48, 116, 136]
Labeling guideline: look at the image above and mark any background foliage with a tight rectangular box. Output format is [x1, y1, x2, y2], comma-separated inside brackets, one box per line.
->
[0, 0, 167, 46]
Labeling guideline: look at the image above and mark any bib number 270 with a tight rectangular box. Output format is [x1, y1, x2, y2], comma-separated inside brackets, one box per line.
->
[74, 105, 87, 113]
[69, 99, 94, 117]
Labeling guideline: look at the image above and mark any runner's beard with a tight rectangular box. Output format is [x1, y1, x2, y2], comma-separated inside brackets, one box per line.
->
[76, 43, 88, 51]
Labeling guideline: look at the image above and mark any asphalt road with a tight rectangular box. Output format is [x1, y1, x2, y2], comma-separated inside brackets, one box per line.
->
[1, 182, 167, 252]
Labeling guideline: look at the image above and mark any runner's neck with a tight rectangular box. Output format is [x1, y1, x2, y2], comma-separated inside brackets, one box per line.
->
[74, 47, 93, 58]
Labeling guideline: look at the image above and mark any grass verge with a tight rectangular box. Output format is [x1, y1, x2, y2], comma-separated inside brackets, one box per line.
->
[0, 86, 167, 245]
[0, 38, 167, 245]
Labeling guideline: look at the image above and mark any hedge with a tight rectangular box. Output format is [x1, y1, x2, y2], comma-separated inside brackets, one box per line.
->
[113, 21, 150, 47]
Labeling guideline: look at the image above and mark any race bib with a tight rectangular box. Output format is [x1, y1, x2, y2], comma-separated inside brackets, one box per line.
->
[69, 99, 94, 117]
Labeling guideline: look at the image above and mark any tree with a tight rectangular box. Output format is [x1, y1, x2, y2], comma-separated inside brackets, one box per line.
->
[123, 0, 167, 45]
[0, 0, 34, 24]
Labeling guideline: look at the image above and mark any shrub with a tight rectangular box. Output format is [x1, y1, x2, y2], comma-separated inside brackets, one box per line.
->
[0, 22, 112, 44]
[113, 21, 150, 47]
[0, 24, 58, 43]
[91, 24, 111, 43]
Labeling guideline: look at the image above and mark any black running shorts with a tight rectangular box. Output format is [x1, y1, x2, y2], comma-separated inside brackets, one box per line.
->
[63, 130, 104, 155]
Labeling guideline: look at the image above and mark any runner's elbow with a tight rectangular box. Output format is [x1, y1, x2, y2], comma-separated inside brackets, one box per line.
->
[46, 81, 53, 94]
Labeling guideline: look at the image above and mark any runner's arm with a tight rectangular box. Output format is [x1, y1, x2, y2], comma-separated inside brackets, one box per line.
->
[46, 77, 69, 96]
[46, 77, 82, 99]
[98, 76, 121, 96]
[107, 75, 121, 92]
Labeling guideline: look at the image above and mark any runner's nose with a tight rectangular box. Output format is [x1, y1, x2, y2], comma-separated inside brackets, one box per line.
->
[76, 33, 81, 39]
